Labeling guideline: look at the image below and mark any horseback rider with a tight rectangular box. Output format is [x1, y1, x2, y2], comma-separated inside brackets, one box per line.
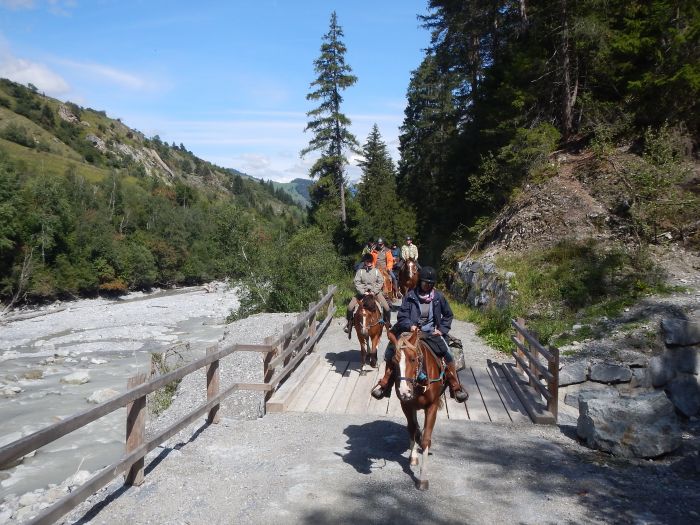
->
[391, 241, 401, 261]
[345, 253, 392, 335]
[361, 238, 375, 257]
[401, 236, 419, 263]
[371, 238, 398, 295]
[371, 266, 469, 402]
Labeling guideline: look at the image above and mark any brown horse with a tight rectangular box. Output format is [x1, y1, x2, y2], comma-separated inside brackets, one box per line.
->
[353, 294, 383, 372]
[398, 258, 418, 297]
[388, 328, 446, 490]
[379, 267, 398, 301]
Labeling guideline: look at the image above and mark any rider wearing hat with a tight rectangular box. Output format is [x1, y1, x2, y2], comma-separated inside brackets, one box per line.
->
[401, 236, 419, 262]
[371, 238, 398, 295]
[345, 253, 392, 336]
[371, 266, 469, 402]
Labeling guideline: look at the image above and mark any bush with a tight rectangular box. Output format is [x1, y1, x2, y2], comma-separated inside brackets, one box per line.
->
[0, 123, 35, 148]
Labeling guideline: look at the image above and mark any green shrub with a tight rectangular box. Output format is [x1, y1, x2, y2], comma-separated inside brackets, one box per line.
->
[1, 123, 35, 148]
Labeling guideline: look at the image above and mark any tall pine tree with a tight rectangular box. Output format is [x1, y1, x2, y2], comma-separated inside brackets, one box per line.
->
[355, 124, 416, 245]
[301, 11, 359, 231]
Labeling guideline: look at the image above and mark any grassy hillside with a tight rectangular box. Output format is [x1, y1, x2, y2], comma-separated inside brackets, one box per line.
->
[0, 78, 307, 306]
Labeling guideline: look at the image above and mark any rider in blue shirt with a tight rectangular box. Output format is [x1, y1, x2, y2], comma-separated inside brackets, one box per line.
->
[371, 266, 469, 402]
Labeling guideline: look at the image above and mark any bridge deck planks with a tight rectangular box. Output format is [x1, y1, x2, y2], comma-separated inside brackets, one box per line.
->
[306, 360, 350, 413]
[284, 353, 536, 424]
[346, 365, 380, 415]
[471, 366, 510, 423]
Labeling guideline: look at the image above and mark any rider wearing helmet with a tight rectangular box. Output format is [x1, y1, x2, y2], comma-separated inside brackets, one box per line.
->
[371, 266, 469, 402]
[345, 253, 392, 336]
[371, 238, 398, 295]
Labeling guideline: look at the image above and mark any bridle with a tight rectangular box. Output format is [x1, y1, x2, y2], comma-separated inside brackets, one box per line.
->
[396, 335, 445, 393]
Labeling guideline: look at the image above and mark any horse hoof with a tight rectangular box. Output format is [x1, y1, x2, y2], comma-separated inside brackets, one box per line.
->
[416, 480, 429, 491]
[410, 457, 419, 466]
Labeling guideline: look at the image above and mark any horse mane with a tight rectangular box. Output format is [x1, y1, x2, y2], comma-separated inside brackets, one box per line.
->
[361, 294, 377, 311]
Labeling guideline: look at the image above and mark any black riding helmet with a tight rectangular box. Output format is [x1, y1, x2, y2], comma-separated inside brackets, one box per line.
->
[362, 253, 374, 263]
[419, 266, 437, 285]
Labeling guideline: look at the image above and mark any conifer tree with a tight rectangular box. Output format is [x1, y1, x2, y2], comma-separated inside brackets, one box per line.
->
[355, 125, 416, 244]
[301, 11, 359, 229]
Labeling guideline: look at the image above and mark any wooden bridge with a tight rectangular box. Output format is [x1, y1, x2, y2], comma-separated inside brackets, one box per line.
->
[0, 285, 558, 524]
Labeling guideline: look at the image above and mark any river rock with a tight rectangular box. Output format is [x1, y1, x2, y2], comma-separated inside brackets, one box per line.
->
[589, 362, 632, 384]
[577, 392, 682, 458]
[559, 360, 588, 386]
[662, 318, 700, 346]
[90, 358, 108, 365]
[666, 374, 700, 417]
[66, 470, 91, 488]
[87, 388, 119, 404]
[0, 386, 22, 397]
[60, 370, 90, 385]
[22, 370, 44, 380]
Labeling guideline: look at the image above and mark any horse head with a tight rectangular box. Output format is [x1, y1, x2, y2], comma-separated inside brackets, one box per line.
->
[357, 294, 379, 338]
[393, 329, 422, 402]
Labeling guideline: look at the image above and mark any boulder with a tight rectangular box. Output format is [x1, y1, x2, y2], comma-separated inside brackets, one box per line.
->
[564, 384, 619, 408]
[669, 346, 700, 375]
[589, 361, 632, 384]
[577, 392, 682, 458]
[86, 388, 119, 404]
[661, 318, 700, 346]
[60, 370, 90, 385]
[630, 367, 652, 389]
[648, 355, 675, 387]
[666, 374, 700, 417]
[559, 360, 589, 386]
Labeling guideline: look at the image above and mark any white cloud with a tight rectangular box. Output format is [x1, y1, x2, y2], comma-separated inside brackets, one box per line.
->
[0, 51, 70, 95]
[56, 59, 159, 91]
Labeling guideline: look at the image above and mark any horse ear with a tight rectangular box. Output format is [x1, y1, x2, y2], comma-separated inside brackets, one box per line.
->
[408, 329, 419, 345]
[387, 330, 398, 346]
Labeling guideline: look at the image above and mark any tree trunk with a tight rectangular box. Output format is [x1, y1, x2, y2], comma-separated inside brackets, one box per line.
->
[560, 0, 573, 140]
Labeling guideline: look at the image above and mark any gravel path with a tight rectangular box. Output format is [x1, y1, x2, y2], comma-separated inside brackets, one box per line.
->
[47, 311, 700, 525]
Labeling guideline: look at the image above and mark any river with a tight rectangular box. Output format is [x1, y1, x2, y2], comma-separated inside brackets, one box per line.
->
[0, 283, 240, 501]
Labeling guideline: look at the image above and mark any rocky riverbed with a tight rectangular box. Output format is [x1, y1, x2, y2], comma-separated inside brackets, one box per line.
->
[0, 283, 244, 503]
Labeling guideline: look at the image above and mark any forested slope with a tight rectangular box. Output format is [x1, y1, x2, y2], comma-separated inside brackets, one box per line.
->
[0, 79, 305, 306]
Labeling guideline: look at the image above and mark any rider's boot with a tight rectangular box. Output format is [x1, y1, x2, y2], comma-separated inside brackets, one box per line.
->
[371, 360, 395, 399]
[383, 309, 392, 330]
[343, 311, 353, 337]
[445, 362, 469, 402]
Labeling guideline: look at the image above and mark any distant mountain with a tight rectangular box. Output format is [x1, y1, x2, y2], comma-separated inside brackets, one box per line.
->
[272, 178, 312, 208]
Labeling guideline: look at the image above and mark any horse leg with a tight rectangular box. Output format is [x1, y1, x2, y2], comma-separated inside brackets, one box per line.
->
[416, 404, 439, 491]
[359, 337, 367, 375]
[369, 333, 378, 368]
[401, 405, 421, 467]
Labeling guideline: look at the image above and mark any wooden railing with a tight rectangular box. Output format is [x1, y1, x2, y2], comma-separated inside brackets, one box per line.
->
[502, 317, 559, 424]
[0, 285, 336, 525]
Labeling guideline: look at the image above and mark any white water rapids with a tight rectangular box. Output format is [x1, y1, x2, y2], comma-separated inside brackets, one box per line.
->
[0, 284, 240, 501]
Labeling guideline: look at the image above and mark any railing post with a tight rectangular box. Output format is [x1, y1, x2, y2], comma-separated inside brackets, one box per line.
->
[548, 345, 559, 421]
[308, 302, 317, 343]
[515, 317, 526, 375]
[262, 335, 276, 405]
[327, 284, 334, 316]
[206, 346, 220, 424]
[282, 322, 293, 367]
[125, 372, 147, 486]
[528, 328, 540, 388]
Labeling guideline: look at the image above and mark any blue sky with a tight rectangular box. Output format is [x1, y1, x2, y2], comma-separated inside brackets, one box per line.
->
[0, 0, 431, 182]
